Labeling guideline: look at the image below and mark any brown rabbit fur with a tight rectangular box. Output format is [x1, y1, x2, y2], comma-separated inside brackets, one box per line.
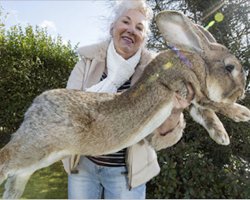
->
[1, 11, 250, 199]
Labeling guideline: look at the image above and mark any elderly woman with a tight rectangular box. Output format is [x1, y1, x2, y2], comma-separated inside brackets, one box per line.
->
[62, 0, 194, 199]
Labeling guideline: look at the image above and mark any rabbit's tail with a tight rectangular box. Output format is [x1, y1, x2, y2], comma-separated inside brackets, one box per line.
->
[3, 171, 34, 199]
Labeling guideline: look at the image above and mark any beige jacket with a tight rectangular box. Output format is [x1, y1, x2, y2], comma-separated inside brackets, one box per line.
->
[62, 40, 186, 188]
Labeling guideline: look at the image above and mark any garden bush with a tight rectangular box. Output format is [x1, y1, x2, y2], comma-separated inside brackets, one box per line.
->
[0, 14, 79, 146]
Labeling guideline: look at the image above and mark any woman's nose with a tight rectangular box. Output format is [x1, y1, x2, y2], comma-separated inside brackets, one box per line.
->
[127, 26, 135, 35]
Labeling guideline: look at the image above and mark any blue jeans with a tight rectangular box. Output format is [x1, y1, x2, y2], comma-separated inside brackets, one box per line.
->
[68, 156, 146, 199]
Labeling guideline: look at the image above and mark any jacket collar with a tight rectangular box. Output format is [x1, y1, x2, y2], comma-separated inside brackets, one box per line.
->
[77, 39, 157, 86]
[77, 40, 110, 61]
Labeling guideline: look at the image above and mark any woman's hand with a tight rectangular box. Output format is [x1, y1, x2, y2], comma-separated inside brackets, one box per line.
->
[157, 82, 195, 135]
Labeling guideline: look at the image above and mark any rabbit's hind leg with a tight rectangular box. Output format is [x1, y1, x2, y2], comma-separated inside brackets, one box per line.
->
[0, 147, 12, 187]
[0, 153, 35, 199]
[2, 150, 71, 199]
[0, 170, 7, 187]
[3, 170, 34, 199]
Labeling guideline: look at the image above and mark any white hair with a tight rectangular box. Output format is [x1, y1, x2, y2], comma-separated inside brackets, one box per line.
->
[97, 0, 153, 47]
[110, 0, 153, 39]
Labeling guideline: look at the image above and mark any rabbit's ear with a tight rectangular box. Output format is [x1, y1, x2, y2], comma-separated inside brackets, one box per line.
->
[196, 24, 217, 43]
[156, 11, 210, 53]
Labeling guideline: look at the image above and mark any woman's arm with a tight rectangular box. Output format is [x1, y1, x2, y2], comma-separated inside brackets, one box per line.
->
[157, 82, 194, 135]
[145, 83, 195, 151]
[66, 59, 86, 90]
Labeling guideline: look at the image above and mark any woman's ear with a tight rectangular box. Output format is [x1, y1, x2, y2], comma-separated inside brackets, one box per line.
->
[110, 23, 114, 36]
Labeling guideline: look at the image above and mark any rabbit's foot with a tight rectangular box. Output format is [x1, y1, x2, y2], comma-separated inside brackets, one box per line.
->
[206, 125, 230, 145]
[230, 104, 250, 122]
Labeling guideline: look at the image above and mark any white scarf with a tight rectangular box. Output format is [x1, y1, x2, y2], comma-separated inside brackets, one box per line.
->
[86, 39, 142, 93]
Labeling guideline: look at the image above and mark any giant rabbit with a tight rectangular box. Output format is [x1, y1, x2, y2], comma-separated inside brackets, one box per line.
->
[1, 11, 250, 199]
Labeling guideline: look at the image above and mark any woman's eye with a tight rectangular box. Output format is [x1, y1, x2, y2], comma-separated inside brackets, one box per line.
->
[123, 20, 129, 24]
[137, 26, 142, 31]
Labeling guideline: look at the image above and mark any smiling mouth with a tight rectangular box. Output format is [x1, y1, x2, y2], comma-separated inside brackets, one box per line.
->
[122, 36, 134, 44]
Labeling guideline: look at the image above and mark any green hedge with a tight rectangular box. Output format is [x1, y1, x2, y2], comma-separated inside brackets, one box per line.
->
[0, 23, 79, 146]
[146, 104, 250, 198]
[147, 140, 250, 198]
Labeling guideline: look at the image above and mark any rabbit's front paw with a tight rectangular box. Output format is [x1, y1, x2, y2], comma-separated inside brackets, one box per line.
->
[190, 106, 230, 145]
[208, 127, 230, 145]
[232, 104, 250, 122]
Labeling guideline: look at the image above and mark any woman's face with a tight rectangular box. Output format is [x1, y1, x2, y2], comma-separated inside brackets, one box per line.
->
[110, 9, 146, 60]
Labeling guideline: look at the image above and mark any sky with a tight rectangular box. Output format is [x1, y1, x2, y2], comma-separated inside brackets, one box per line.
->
[0, 1, 112, 48]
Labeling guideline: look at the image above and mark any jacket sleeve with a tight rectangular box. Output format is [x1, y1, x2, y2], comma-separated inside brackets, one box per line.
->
[144, 113, 186, 151]
[66, 58, 86, 90]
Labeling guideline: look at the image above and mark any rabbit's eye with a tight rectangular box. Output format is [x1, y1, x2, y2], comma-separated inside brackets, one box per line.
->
[225, 65, 234, 72]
